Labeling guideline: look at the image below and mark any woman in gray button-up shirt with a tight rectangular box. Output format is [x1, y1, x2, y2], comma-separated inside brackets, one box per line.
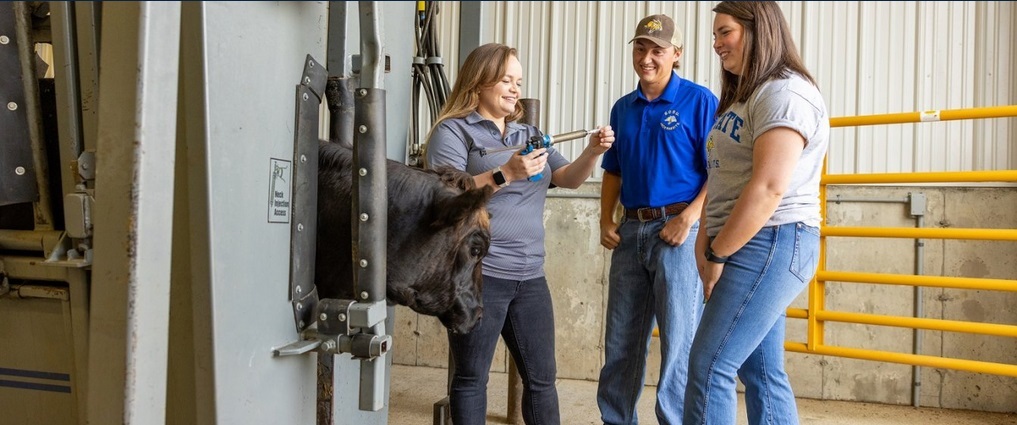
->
[426, 42, 614, 424]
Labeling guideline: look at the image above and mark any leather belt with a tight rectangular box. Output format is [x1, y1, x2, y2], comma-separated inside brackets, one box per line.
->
[625, 202, 689, 222]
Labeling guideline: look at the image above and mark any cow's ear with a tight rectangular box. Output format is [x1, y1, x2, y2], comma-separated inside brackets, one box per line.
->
[431, 186, 493, 228]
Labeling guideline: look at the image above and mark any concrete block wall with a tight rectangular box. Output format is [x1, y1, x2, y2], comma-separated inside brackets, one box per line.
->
[392, 184, 1017, 413]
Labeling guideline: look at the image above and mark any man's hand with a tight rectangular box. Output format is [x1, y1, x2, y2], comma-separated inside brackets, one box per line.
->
[600, 221, 621, 250]
[659, 215, 694, 246]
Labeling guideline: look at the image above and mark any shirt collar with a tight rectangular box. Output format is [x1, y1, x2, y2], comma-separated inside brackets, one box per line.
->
[632, 70, 684, 105]
[465, 110, 526, 137]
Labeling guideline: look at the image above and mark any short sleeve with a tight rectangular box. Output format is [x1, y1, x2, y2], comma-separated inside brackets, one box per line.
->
[426, 121, 469, 171]
[750, 81, 825, 147]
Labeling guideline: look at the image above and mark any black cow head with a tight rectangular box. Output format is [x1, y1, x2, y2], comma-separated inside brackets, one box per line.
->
[316, 142, 492, 334]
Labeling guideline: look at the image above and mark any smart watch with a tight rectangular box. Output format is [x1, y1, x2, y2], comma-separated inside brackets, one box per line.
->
[705, 245, 730, 264]
[492, 167, 508, 188]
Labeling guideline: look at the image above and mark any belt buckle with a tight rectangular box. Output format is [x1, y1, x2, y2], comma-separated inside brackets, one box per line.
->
[637, 207, 660, 222]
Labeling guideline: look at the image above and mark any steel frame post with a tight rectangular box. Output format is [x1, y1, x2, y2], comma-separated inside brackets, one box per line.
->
[86, 3, 180, 424]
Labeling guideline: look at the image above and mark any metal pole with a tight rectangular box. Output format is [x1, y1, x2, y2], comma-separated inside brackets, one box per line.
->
[326, 1, 356, 148]
[355, 2, 386, 304]
[354, 1, 388, 412]
[506, 98, 542, 425]
[49, 2, 86, 199]
[86, 2, 180, 424]
[825, 193, 928, 407]
[910, 192, 927, 408]
[457, 2, 484, 70]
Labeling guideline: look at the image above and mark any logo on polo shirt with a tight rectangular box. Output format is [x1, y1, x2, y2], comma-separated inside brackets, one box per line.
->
[661, 109, 680, 131]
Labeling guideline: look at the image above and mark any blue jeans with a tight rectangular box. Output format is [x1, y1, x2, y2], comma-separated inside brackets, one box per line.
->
[683, 222, 820, 425]
[597, 217, 703, 425]
[448, 275, 559, 425]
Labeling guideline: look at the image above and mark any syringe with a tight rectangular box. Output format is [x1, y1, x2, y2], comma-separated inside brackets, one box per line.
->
[479, 128, 599, 156]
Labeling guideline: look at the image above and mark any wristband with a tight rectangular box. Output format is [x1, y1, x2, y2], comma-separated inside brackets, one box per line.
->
[705, 245, 730, 264]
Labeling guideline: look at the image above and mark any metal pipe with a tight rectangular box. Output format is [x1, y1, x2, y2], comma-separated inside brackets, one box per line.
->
[0, 229, 63, 252]
[823, 226, 1017, 241]
[826, 195, 909, 204]
[784, 342, 1017, 378]
[49, 3, 86, 199]
[353, 3, 386, 307]
[358, 2, 382, 90]
[505, 98, 542, 425]
[830, 104, 1017, 128]
[72, 2, 102, 153]
[326, 1, 355, 149]
[814, 310, 1017, 338]
[326, 78, 356, 149]
[351, 88, 387, 303]
[823, 170, 1017, 185]
[321, 5, 357, 422]
[912, 215, 924, 407]
[353, 3, 388, 408]
[823, 192, 926, 406]
[13, 2, 55, 229]
[816, 271, 1017, 292]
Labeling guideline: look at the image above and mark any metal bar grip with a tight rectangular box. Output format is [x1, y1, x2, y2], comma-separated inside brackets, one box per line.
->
[551, 129, 591, 143]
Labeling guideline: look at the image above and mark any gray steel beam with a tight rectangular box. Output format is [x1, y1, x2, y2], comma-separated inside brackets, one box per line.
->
[179, 3, 327, 424]
[457, 1, 485, 69]
[49, 2, 85, 201]
[86, 3, 180, 424]
[73, 2, 100, 153]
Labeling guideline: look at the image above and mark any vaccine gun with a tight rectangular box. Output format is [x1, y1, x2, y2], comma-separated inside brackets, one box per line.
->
[479, 129, 598, 181]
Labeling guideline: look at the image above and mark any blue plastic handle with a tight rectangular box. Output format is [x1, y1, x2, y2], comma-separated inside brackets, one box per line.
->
[521, 135, 552, 181]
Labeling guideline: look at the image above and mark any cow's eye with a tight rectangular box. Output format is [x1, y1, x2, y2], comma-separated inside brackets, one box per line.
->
[470, 247, 481, 257]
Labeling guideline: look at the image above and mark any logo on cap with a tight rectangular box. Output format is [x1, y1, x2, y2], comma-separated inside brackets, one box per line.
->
[645, 19, 663, 33]
[631, 14, 682, 49]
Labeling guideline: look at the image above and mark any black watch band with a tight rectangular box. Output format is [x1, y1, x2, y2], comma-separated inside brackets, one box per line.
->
[705, 246, 730, 264]
[492, 167, 508, 187]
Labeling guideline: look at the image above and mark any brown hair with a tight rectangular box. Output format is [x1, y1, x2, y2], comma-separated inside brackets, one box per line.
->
[433, 43, 524, 126]
[712, 1, 816, 116]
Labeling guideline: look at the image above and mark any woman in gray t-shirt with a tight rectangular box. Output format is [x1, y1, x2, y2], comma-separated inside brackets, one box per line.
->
[684, 2, 830, 425]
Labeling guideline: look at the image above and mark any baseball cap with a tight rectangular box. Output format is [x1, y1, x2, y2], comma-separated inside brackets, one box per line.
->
[629, 14, 683, 49]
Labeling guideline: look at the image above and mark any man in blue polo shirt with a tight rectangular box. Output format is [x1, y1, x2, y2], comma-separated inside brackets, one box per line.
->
[596, 13, 718, 425]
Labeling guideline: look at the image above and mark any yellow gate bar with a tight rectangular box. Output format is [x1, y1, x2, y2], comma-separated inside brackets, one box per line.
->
[787, 308, 808, 319]
[830, 105, 1017, 128]
[822, 226, 1017, 241]
[817, 310, 1017, 338]
[823, 170, 1017, 184]
[785, 342, 1017, 378]
[817, 270, 1017, 292]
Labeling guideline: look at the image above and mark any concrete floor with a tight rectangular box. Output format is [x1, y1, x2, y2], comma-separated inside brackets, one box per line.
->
[388, 364, 1017, 425]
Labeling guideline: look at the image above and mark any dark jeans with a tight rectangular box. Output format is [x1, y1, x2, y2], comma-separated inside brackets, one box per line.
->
[448, 275, 560, 425]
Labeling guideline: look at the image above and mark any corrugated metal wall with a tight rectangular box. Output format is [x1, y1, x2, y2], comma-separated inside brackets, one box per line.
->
[429, 1, 1016, 175]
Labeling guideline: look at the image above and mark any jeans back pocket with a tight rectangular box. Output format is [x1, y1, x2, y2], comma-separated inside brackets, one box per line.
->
[790, 222, 820, 283]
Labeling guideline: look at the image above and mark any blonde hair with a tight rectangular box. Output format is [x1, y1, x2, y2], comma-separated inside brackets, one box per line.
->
[423, 43, 525, 168]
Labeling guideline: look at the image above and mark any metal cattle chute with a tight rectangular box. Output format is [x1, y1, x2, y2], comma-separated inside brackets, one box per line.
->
[0, 2, 415, 424]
